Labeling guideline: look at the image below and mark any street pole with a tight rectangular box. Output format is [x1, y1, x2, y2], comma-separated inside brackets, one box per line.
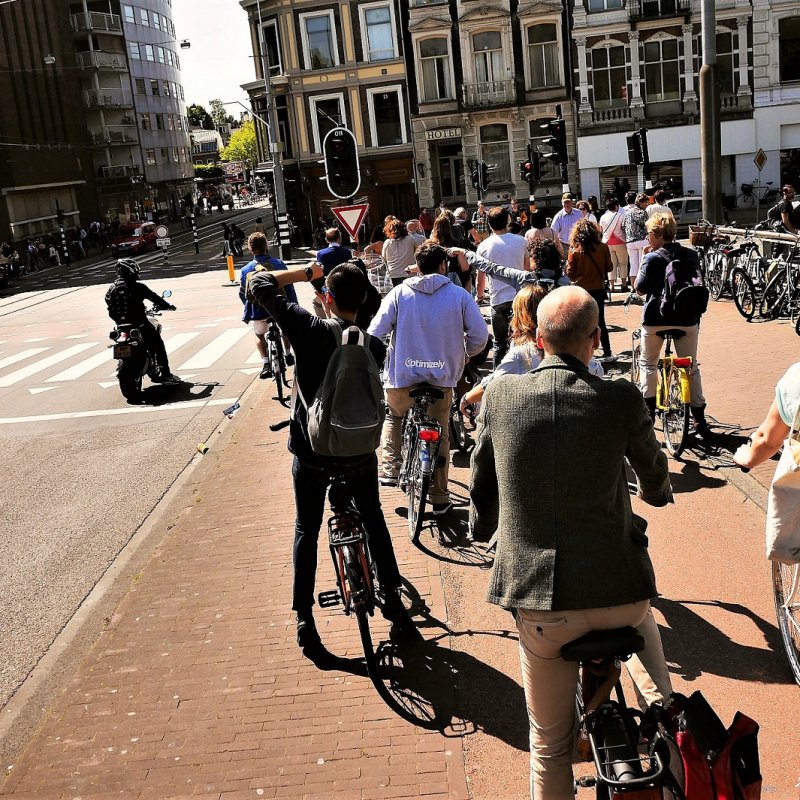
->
[700, 0, 722, 223]
[190, 209, 199, 254]
[255, 0, 291, 260]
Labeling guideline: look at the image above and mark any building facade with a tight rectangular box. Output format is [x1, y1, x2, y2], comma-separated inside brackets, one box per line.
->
[240, 0, 417, 238]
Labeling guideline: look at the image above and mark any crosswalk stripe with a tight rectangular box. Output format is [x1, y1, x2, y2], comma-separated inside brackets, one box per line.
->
[246, 349, 262, 364]
[47, 346, 110, 382]
[165, 332, 201, 354]
[0, 343, 96, 388]
[0, 348, 50, 371]
[176, 328, 249, 371]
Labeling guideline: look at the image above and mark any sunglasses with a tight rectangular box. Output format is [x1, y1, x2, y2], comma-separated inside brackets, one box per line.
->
[321, 286, 336, 299]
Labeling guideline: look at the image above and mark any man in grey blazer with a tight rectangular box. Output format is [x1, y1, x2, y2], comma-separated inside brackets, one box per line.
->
[470, 285, 673, 800]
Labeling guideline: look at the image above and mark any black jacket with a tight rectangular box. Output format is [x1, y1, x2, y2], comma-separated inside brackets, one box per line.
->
[634, 242, 702, 327]
[105, 279, 171, 325]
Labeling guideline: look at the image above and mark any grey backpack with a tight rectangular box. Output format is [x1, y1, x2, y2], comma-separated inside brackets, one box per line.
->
[303, 320, 385, 458]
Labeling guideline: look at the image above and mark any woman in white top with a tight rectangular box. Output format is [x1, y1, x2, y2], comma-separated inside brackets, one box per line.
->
[381, 217, 418, 287]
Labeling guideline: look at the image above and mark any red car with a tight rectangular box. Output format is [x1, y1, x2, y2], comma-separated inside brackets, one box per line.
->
[111, 222, 159, 256]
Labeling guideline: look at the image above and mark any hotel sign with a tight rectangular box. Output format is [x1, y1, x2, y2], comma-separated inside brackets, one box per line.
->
[425, 127, 462, 141]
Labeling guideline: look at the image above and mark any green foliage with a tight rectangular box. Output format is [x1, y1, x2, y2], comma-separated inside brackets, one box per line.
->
[209, 98, 234, 126]
[187, 103, 214, 130]
[194, 163, 224, 180]
[220, 120, 258, 168]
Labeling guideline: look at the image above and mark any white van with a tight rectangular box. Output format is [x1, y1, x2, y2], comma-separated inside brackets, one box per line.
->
[666, 196, 704, 234]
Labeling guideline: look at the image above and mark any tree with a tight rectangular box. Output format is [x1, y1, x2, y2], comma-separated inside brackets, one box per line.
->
[194, 164, 224, 180]
[187, 103, 213, 130]
[220, 120, 258, 170]
[209, 98, 234, 127]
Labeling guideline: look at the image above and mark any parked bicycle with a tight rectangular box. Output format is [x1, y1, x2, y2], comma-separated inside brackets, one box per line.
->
[758, 237, 800, 324]
[264, 318, 290, 405]
[564, 627, 671, 798]
[773, 561, 800, 685]
[728, 238, 768, 321]
[736, 180, 780, 209]
[398, 384, 443, 543]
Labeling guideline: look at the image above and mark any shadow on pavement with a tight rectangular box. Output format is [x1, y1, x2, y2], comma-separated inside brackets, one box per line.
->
[138, 381, 217, 405]
[654, 597, 795, 685]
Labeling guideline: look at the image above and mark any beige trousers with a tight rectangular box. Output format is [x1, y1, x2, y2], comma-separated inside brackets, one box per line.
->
[516, 600, 672, 800]
[381, 386, 452, 504]
[607, 243, 629, 286]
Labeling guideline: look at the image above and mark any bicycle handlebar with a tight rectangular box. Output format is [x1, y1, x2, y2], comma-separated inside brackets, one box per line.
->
[269, 419, 291, 432]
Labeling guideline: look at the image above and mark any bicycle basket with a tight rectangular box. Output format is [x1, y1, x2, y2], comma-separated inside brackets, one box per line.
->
[689, 223, 715, 248]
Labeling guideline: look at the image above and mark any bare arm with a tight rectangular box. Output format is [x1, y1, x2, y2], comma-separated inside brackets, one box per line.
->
[733, 399, 790, 469]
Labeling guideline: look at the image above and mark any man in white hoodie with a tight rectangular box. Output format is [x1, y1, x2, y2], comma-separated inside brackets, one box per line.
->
[369, 243, 488, 514]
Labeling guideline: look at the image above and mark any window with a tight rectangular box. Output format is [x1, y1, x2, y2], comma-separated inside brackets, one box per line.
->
[160, 147, 169, 161]
[156, 114, 165, 131]
[150, 79, 160, 96]
[588, 0, 623, 8]
[128, 42, 140, 60]
[301, 11, 337, 70]
[156, 46, 165, 64]
[144, 44, 154, 61]
[644, 38, 680, 101]
[139, 112, 151, 130]
[122, 4, 134, 23]
[716, 32, 737, 95]
[361, 3, 396, 62]
[172, 148, 179, 163]
[145, 148, 157, 165]
[418, 38, 452, 101]
[473, 31, 503, 85]
[367, 86, 406, 146]
[480, 123, 511, 184]
[163, 81, 171, 97]
[591, 45, 627, 107]
[135, 78, 146, 94]
[151, 11, 161, 30]
[261, 21, 282, 75]
[527, 24, 560, 89]
[780, 17, 800, 83]
[309, 93, 345, 152]
[139, 8, 149, 25]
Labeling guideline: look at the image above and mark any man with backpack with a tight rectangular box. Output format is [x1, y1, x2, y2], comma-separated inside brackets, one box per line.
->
[247, 262, 418, 660]
[635, 212, 712, 438]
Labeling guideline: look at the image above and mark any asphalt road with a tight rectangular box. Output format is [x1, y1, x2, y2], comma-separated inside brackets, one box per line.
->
[0, 209, 284, 710]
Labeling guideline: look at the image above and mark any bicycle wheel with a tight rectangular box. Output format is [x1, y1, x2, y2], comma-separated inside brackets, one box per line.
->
[772, 561, 800, 685]
[705, 250, 728, 301]
[795, 314, 800, 337]
[736, 192, 755, 209]
[342, 545, 379, 680]
[660, 369, 690, 458]
[630, 330, 641, 387]
[449, 401, 469, 453]
[730, 267, 757, 320]
[760, 270, 788, 319]
[407, 442, 430, 544]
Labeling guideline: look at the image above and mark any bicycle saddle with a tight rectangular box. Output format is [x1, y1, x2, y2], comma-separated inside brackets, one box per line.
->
[655, 329, 686, 340]
[409, 384, 445, 401]
[561, 627, 645, 662]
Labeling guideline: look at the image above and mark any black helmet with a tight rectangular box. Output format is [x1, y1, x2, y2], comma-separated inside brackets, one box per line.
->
[116, 258, 141, 280]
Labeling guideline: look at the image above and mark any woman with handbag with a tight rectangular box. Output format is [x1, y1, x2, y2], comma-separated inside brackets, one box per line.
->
[566, 219, 616, 363]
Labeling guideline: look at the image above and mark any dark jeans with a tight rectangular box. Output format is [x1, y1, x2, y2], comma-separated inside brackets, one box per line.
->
[138, 319, 170, 375]
[291, 454, 402, 613]
[491, 300, 514, 363]
[587, 288, 612, 357]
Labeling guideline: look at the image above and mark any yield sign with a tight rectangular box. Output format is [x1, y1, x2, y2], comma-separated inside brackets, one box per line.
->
[331, 204, 369, 241]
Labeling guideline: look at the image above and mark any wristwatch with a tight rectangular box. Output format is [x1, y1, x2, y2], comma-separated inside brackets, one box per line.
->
[304, 265, 314, 281]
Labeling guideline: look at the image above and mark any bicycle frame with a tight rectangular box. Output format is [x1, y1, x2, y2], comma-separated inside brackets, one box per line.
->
[655, 336, 692, 412]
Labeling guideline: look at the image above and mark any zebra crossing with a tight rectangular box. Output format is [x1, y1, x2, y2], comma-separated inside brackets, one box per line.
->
[0, 323, 264, 393]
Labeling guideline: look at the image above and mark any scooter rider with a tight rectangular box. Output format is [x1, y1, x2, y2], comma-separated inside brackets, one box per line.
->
[105, 258, 180, 383]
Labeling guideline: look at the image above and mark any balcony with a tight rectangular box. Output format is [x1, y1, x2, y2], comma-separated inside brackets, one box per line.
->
[591, 105, 633, 123]
[90, 125, 138, 145]
[628, 0, 691, 20]
[409, 0, 447, 7]
[70, 11, 123, 34]
[76, 51, 127, 71]
[99, 165, 140, 179]
[84, 88, 133, 109]
[462, 79, 515, 108]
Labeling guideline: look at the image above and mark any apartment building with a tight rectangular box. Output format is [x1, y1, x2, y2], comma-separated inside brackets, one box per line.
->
[240, 0, 416, 235]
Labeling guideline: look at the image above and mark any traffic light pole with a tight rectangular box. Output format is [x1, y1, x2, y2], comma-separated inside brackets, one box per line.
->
[700, 0, 722, 224]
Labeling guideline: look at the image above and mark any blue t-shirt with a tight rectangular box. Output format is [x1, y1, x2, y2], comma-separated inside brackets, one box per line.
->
[239, 255, 297, 322]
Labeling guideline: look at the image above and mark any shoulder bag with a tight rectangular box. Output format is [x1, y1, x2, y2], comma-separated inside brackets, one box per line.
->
[766, 402, 800, 564]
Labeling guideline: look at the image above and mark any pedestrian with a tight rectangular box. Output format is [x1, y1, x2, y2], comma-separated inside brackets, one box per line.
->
[599, 198, 629, 291]
[239, 231, 296, 378]
[470, 284, 674, 799]
[418, 207, 434, 236]
[362, 224, 385, 258]
[405, 218, 426, 246]
[587, 195, 601, 219]
[369, 242, 488, 513]
[524, 203, 564, 261]
[509, 198, 528, 234]
[550, 193, 582, 250]
[312, 228, 353, 318]
[452, 207, 474, 250]
[253, 217, 265, 234]
[230, 224, 245, 256]
[476, 205, 528, 363]
[430, 212, 471, 291]
[470, 201, 490, 248]
[621, 193, 650, 290]
[646, 189, 673, 218]
[575, 200, 597, 224]
[247, 261, 418, 659]
[566, 218, 615, 363]
[778, 185, 799, 234]
[381, 217, 417, 287]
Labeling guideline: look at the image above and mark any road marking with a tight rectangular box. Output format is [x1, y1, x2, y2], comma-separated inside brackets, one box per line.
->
[30, 386, 58, 395]
[0, 396, 240, 425]
[240, 368, 260, 375]
[0, 348, 50, 370]
[64, 334, 91, 340]
[25, 337, 48, 342]
[164, 332, 201, 354]
[246, 349, 262, 364]
[99, 381, 118, 389]
[47, 346, 110, 382]
[0, 343, 95, 388]
[176, 327, 249, 371]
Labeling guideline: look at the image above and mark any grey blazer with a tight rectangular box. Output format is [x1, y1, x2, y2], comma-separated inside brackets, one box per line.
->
[471, 354, 672, 612]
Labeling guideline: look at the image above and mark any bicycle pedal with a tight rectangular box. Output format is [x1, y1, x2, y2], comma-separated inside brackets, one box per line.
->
[318, 590, 341, 608]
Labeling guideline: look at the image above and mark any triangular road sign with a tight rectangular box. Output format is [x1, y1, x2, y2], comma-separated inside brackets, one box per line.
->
[331, 204, 369, 241]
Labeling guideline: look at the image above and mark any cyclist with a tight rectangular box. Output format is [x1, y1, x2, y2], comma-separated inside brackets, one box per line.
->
[369, 242, 488, 515]
[634, 212, 711, 437]
[247, 262, 418, 658]
[239, 232, 296, 379]
[105, 258, 179, 383]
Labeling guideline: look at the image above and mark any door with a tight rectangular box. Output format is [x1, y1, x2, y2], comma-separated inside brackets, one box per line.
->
[437, 154, 465, 203]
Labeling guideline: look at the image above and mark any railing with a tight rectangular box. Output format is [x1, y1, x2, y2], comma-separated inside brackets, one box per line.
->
[628, 0, 691, 20]
[720, 92, 738, 110]
[70, 11, 122, 33]
[590, 105, 632, 123]
[76, 51, 127, 71]
[462, 79, 515, 108]
[409, 0, 448, 6]
[84, 88, 132, 108]
[98, 165, 141, 179]
[90, 125, 138, 145]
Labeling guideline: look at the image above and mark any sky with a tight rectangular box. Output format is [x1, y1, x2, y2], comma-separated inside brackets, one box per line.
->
[172, 0, 255, 114]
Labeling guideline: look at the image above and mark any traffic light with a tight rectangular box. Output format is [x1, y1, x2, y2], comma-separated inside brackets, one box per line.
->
[323, 127, 360, 199]
[627, 128, 650, 171]
[471, 164, 481, 190]
[540, 117, 568, 166]
[471, 160, 491, 194]
[480, 161, 490, 192]
[520, 150, 542, 185]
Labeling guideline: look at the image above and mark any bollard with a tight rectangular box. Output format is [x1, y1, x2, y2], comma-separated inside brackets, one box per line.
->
[226, 254, 235, 282]
[191, 211, 199, 254]
[197, 443, 209, 454]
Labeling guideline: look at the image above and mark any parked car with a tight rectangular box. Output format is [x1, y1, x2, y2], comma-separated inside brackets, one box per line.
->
[666, 196, 704, 235]
[110, 222, 159, 256]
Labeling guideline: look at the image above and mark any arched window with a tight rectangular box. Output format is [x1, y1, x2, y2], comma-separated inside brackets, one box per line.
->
[473, 31, 503, 84]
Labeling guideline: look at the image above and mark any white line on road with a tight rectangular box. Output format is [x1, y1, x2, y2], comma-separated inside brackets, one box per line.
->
[0, 343, 96, 388]
[0, 348, 50, 371]
[246, 349, 261, 364]
[0, 396, 240, 425]
[165, 332, 201, 354]
[176, 328, 249, 371]
[29, 387, 58, 395]
[46, 346, 110, 382]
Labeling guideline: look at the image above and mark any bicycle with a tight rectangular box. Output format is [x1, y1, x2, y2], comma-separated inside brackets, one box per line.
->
[564, 627, 671, 799]
[398, 384, 443, 543]
[264, 318, 290, 405]
[758, 238, 800, 324]
[703, 234, 736, 301]
[736, 180, 779, 209]
[772, 561, 800, 685]
[727, 237, 768, 321]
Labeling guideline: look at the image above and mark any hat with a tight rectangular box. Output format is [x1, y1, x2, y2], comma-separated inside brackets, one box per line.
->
[561, 193, 573, 201]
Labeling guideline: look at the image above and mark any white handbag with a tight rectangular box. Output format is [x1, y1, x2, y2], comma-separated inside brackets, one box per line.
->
[766, 404, 800, 564]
